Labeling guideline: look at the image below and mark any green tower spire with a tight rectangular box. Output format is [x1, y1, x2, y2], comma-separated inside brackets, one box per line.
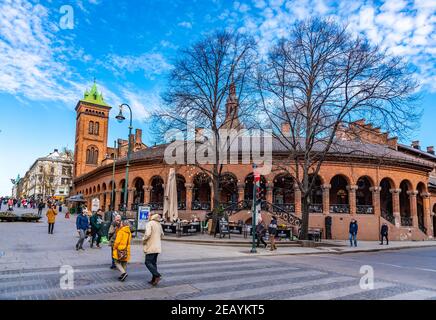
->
[82, 80, 109, 106]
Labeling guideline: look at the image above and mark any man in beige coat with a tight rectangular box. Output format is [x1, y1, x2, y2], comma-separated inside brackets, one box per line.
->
[143, 214, 164, 286]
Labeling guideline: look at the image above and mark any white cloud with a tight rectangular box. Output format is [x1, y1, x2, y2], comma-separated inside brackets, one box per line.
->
[120, 87, 163, 121]
[0, 0, 78, 103]
[105, 53, 173, 80]
[178, 21, 193, 29]
[239, 0, 436, 91]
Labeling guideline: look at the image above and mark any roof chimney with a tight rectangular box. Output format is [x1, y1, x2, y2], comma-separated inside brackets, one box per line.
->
[411, 140, 420, 150]
[54, 149, 58, 152]
[427, 146, 435, 155]
[135, 129, 142, 144]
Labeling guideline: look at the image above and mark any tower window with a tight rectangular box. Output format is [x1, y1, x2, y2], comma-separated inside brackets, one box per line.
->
[86, 146, 99, 165]
[94, 122, 99, 135]
[88, 121, 94, 134]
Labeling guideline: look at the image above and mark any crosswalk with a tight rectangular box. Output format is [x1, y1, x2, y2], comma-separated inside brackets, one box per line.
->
[1, 256, 436, 300]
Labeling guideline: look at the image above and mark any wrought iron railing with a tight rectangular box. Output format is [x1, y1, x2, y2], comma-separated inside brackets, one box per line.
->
[130, 202, 164, 211]
[356, 205, 374, 214]
[192, 201, 211, 211]
[273, 203, 295, 213]
[265, 201, 302, 227]
[381, 209, 396, 225]
[401, 216, 413, 227]
[309, 204, 323, 213]
[329, 204, 350, 214]
[178, 202, 186, 210]
[419, 223, 427, 234]
[149, 202, 164, 210]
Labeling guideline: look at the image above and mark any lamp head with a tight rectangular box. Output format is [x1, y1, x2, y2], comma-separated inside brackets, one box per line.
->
[116, 107, 126, 123]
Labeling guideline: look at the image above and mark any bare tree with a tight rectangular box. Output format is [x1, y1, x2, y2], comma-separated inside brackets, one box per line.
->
[256, 18, 419, 239]
[154, 30, 258, 228]
[40, 166, 58, 200]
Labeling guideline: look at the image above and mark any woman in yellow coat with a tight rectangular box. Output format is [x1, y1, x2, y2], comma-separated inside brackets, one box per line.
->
[46, 204, 57, 234]
[112, 220, 132, 281]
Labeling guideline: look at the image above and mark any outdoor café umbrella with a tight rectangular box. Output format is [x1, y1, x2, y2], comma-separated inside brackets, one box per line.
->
[163, 168, 178, 222]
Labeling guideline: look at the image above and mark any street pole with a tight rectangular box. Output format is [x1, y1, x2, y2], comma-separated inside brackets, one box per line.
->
[110, 140, 117, 215]
[251, 164, 258, 254]
[116, 104, 133, 219]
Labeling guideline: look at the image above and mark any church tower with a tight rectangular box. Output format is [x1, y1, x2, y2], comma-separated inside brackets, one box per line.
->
[221, 81, 242, 130]
[74, 81, 111, 178]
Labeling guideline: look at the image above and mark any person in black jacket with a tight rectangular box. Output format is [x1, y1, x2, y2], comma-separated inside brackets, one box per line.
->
[380, 223, 389, 245]
[255, 219, 267, 248]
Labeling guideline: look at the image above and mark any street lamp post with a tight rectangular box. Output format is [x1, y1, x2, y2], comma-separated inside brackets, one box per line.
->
[251, 164, 258, 254]
[116, 104, 133, 219]
[110, 140, 117, 214]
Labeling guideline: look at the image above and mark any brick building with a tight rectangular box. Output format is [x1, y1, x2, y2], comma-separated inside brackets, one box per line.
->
[73, 82, 436, 241]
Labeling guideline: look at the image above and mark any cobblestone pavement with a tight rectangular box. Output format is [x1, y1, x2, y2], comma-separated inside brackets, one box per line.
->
[2, 208, 436, 300]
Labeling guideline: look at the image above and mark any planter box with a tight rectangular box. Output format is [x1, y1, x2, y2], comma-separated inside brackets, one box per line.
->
[0, 216, 18, 222]
[20, 217, 42, 222]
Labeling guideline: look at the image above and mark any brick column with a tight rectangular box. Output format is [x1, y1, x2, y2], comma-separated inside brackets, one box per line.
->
[370, 186, 381, 216]
[294, 183, 302, 218]
[143, 185, 151, 204]
[185, 183, 193, 211]
[237, 183, 245, 203]
[390, 188, 401, 227]
[115, 189, 121, 208]
[407, 190, 418, 228]
[422, 192, 432, 237]
[266, 182, 274, 204]
[127, 188, 135, 210]
[322, 184, 331, 215]
[105, 191, 111, 211]
[98, 193, 103, 211]
[347, 185, 358, 215]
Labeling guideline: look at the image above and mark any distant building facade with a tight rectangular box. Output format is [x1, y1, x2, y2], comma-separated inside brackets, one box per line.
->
[18, 149, 74, 201]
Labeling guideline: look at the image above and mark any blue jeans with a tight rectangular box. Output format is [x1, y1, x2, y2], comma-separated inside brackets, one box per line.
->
[349, 233, 357, 247]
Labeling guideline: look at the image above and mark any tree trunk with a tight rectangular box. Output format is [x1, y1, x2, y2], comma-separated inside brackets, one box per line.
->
[300, 194, 310, 240]
[210, 166, 221, 234]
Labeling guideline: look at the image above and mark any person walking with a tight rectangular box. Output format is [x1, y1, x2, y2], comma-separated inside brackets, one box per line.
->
[46, 204, 57, 234]
[268, 216, 278, 251]
[76, 209, 89, 251]
[90, 210, 103, 248]
[380, 223, 389, 245]
[7, 198, 14, 211]
[143, 214, 164, 286]
[255, 219, 267, 248]
[108, 215, 122, 269]
[112, 220, 132, 282]
[37, 201, 44, 216]
[349, 219, 358, 247]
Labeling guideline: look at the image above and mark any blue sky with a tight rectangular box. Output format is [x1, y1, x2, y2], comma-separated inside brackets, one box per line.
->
[0, 0, 435, 195]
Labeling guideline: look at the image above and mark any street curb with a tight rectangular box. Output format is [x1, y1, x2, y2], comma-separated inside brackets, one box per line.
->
[239, 243, 436, 257]
[132, 237, 436, 255]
